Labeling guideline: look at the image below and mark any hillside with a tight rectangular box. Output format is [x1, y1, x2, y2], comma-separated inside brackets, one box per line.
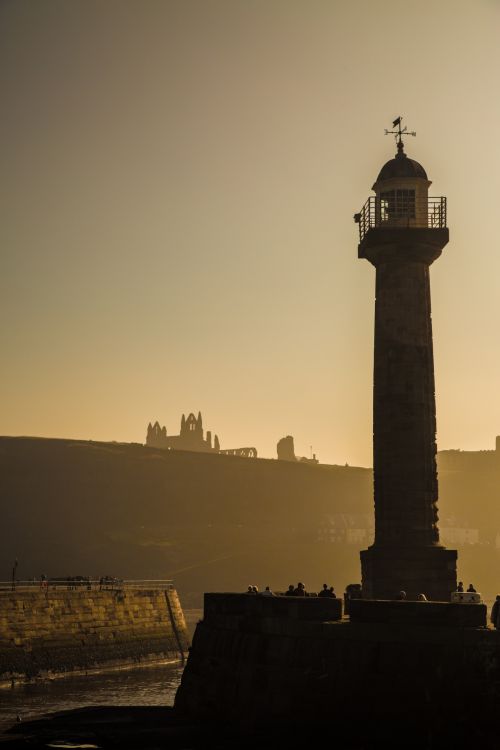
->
[0, 437, 372, 604]
[2, 437, 500, 604]
[438, 455, 500, 535]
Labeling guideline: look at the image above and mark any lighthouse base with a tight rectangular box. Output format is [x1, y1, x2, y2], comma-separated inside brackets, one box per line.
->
[360, 544, 457, 601]
[175, 593, 497, 747]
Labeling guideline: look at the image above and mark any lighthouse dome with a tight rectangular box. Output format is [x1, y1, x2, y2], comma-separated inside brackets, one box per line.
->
[376, 145, 427, 182]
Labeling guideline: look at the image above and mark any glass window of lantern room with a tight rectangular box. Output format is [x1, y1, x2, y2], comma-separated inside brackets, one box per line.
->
[380, 189, 416, 221]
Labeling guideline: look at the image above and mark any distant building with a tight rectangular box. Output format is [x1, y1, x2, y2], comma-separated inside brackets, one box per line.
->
[318, 513, 479, 547]
[277, 436, 296, 461]
[440, 523, 479, 546]
[437, 436, 500, 472]
[147, 412, 218, 453]
[276, 435, 318, 464]
[317, 514, 374, 545]
[146, 412, 257, 458]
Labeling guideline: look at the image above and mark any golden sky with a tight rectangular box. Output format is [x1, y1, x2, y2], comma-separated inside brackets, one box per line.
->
[2, 0, 500, 466]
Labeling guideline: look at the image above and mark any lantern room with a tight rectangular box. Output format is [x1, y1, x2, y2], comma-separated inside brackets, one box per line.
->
[354, 119, 447, 250]
[372, 140, 430, 228]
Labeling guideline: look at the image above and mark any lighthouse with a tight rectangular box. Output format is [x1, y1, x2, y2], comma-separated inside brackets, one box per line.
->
[355, 118, 457, 601]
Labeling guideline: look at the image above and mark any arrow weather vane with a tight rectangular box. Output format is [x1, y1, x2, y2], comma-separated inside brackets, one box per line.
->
[384, 116, 416, 148]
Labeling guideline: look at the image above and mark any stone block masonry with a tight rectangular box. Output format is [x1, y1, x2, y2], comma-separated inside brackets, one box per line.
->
[175, 594, 500, 742]
[0, 588, 189, 684]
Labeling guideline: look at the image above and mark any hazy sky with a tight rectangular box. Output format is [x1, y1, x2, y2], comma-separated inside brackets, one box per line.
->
[2, 0, 500, 466]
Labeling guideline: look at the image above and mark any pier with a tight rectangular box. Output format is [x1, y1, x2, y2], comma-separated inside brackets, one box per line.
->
[0, 580, 188, 686]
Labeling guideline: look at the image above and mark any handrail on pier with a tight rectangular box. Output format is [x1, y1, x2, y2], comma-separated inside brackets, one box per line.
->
[0, 578, 174, 593]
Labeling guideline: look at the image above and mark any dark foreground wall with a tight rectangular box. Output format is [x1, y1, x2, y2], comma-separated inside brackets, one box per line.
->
[175, 594, 500, 742]
[0, 588, 188, 685]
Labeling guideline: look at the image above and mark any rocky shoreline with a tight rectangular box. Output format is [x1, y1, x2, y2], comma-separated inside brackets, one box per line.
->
[2, 704, 498, 749]
[0, 706, 201, 749]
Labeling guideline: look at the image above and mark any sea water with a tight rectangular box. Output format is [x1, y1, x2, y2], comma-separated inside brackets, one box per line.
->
[0, 609, 204, 731]
[0, 661, 184, 730]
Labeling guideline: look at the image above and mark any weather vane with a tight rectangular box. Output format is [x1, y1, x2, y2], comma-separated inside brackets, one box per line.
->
[384, 116, 416, 147]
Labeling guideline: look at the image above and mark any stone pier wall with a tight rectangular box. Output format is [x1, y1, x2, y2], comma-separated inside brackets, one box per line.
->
[0, 588, 189, 684]
[175, 594, 500, 740]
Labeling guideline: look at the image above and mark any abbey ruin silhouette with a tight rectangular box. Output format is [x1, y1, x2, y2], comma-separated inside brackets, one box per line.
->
[146, 412, 257, 458]
[147, 412, 219, 453]
[276, 435, 318, 464]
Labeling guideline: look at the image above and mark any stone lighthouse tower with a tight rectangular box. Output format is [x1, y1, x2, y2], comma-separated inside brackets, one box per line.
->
[355, 118, 457, 601]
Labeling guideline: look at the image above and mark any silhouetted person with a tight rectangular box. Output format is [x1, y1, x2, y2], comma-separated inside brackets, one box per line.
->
[328, 587, 336, 599]
[318, 584, 329, 598]
[467, 583, 476, 593]
[396, 591, 407, 600]
[246, 585, 256, 594]
[285, 585, 295, 597]
[293, 582, 306, 597]
[491, 596, 500, 629]
[457, 581, 464, 592]
[261, 586, 274, 596]
[252, 585, 259, 593]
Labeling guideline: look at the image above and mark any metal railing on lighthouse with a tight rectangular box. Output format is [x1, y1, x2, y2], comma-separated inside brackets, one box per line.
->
[355, 196, 447, 243]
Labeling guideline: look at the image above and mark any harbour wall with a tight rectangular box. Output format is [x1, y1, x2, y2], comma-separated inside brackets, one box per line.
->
[175, 594, 500, 743]
[0, 587, 189, 685]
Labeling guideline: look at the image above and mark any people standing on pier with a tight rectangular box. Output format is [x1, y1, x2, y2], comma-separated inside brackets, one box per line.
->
[285, 584, 295, 596]
[320, 585, 336, 598]
[467, 583, 477, 593]
[490, 595, 500, 629]
[293, 582, 306, 596]
[457, 581, 464, 592]
[261, 586, 274, 596]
